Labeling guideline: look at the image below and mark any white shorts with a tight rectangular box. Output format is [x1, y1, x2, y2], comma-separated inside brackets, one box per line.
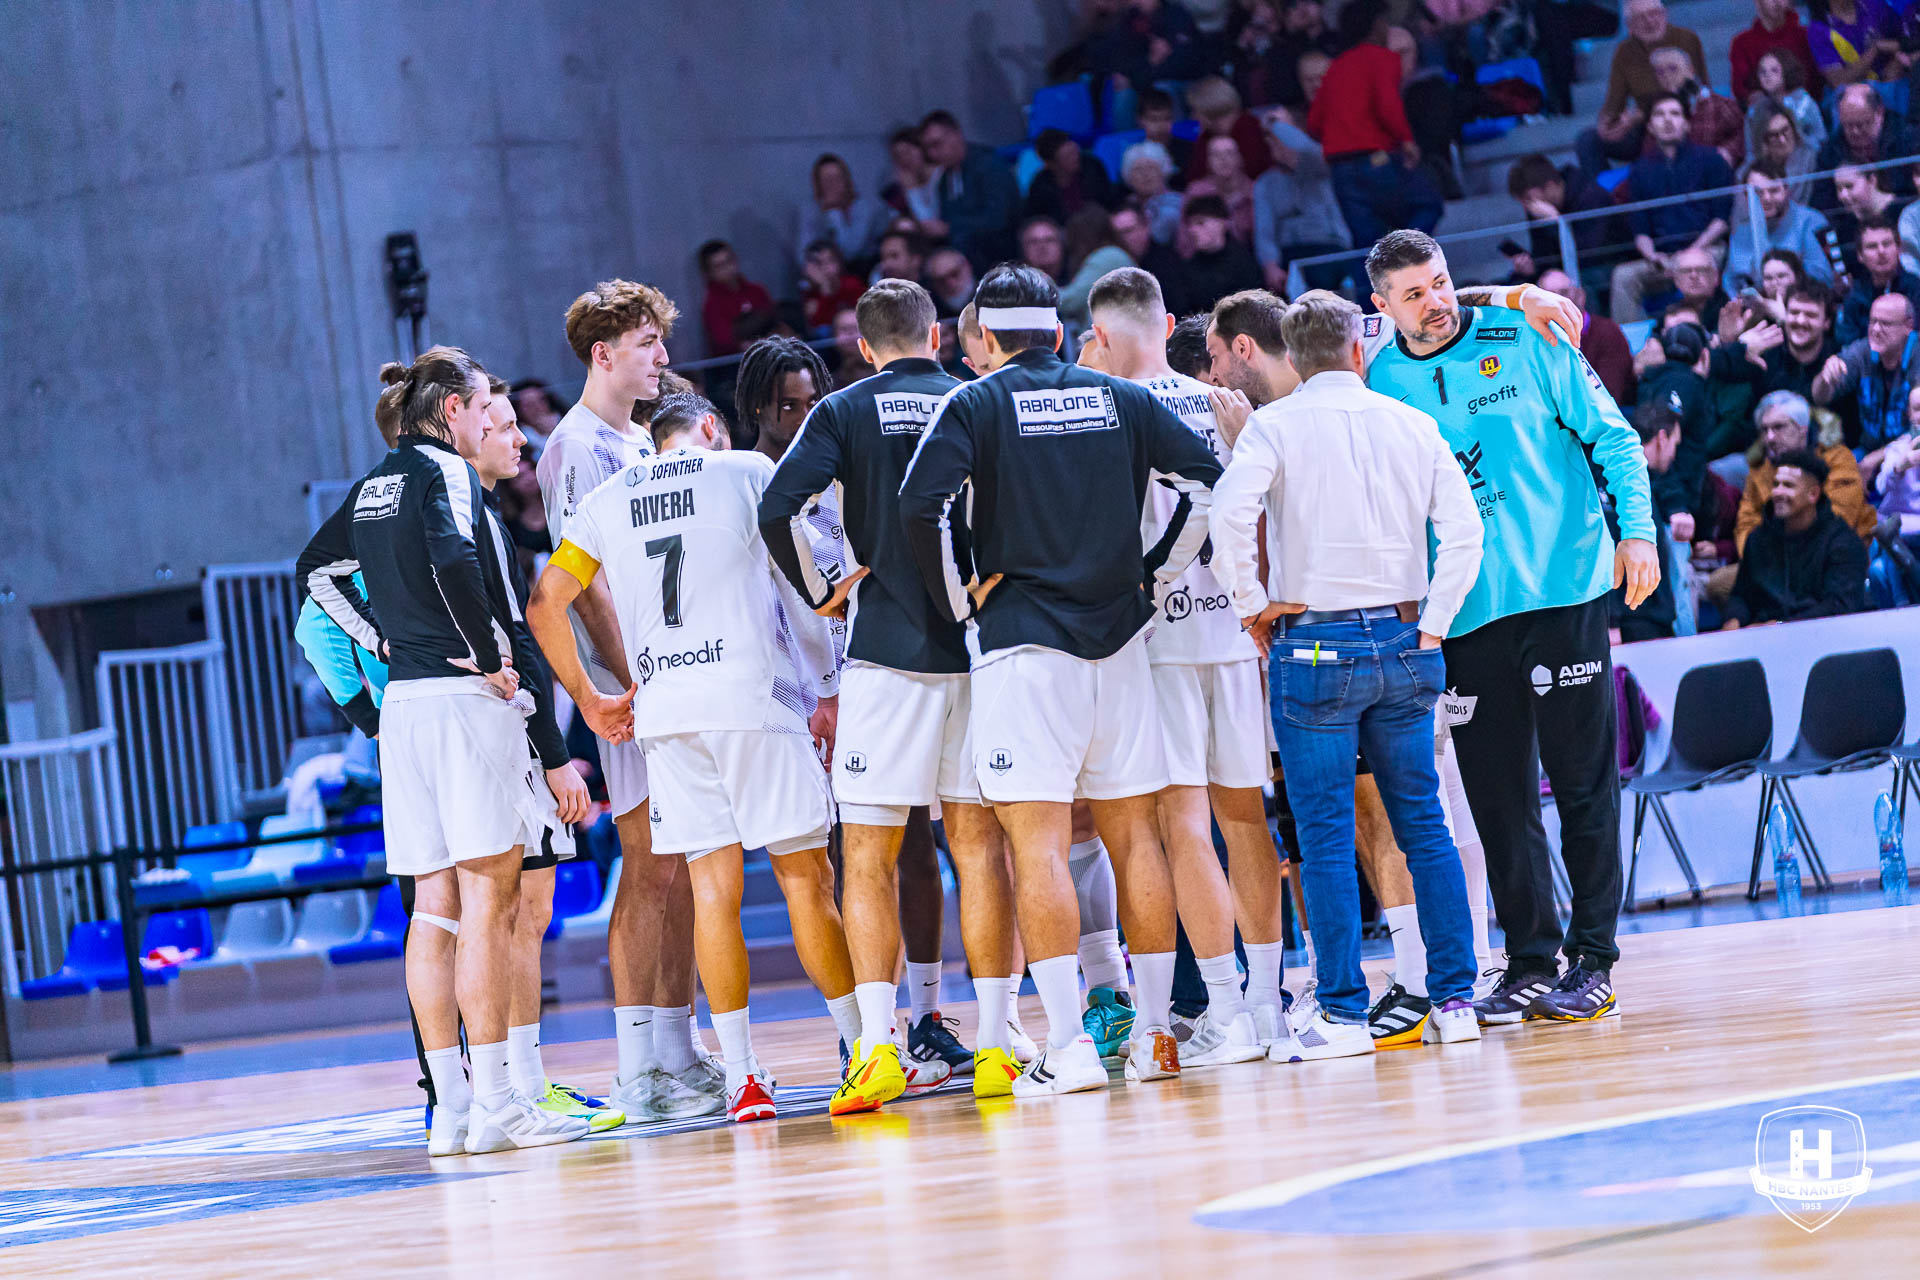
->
[602, 736, 649, 818]
[970, 632, 1169, 805]
[833, 663, 979, 823]
[644, 730, 832, 860]
[1151, 658, 1272, 790]
[378, 678, 549, 877]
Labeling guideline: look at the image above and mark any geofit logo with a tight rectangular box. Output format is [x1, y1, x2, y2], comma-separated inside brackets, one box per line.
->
[1530, 665, 1553, 696]
[1751, 1105, 1873, 1232]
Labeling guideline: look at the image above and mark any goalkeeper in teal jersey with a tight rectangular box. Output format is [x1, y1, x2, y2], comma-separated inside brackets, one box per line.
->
[1363, 230, 1659, 1027]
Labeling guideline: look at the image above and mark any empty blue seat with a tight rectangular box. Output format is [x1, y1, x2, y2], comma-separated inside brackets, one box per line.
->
[1028, 80, 1095, 141]
[1091, 130, 1145, 186]
[294, 804, 384, 883]
[544, 860, 605, 939]
[19, 969, 88, 1000]
[21, 920, 177, 998]
[329, 883, 407, 964]
[141, 909, 215, 962]
[336, 804, 384, 858]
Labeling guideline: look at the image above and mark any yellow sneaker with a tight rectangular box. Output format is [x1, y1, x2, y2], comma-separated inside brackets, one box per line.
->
[541, 1082, 625, 1133]
[972, 1046, 1021, 1099]
[830, 1040, 908, 1116]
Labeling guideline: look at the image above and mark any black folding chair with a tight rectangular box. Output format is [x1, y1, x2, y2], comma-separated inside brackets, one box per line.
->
[1625, 659, 1772, 908]
[1747, 647, 1908, 900]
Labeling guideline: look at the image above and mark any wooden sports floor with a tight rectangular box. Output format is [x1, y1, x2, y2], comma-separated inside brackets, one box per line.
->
[4, 906, 1918, 1279]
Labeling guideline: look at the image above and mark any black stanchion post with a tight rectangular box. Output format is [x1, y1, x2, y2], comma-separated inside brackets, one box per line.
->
[107, 844, 181, 1064]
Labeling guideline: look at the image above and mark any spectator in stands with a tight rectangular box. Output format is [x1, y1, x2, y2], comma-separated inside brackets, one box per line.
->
[1814, 290, 1920, 468]
[1612, 402, 1685, 642]
[919, 110, 1021, 269]
[1506, 152, 1627, 281]
[1743, 52, 1828, 162]
[1180, 134, 1258, 249]
[1838, 217, 1920, 344]
[1711, 282, 1842, 403]
[1113, 205, 1183, 285]
[831, 307, 877, 384]
[1535, 0, 1620, 118]
[1722, 448, 1870, 626]
[1830, 164, 1909, 251]
[1869, 387, 1920, 577]
[1580, 0, 1708, 177]
[799, 239, 866, 338]
[1019, 216, 1068, 283]
[1761, 248, 1815, 303]
[1309, 0, 1441, 252]
[1087, 0, 1216, 98]
[1806, 0, 1907, 90]
[1663, 248, 1731, 331]
[1726, 167, 1834, 296]
[699, 239, 776, 358]
[925, 247, 976, 317]
[1136, 88, 1195, 178]
[1161, 193, 1263, 316]
[1123, 140, 1185, 244]
[1253, 117, 1348, 293]
[873, 228, 927, 289]
[1060, 207, 1137, 338]
[1540, 267, 1636, 408]
[1233, 0, 1339, 110]
[1648, 47, 1742, 169]
[1815, 86, 1917, 209]
[1611, 95, 1736, 323]
[508, 379, 564, 449]
[1025, 128, 1118, 225]
[1749, 103, 1821, 208]
[1297, 47, 1332, 109]
[1736, 390, 1879, 554]
[881, 128, 941, 224]
[1184, 76, 1276, 184]
[798, 154, 890, 272]
[1733, 0, 1820, 102]
[1384, 24, 1463, 200]
[1639, 320, 1716, 521]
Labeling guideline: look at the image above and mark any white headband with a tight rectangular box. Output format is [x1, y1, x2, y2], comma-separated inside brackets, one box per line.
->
[978, 306, 1059, 329]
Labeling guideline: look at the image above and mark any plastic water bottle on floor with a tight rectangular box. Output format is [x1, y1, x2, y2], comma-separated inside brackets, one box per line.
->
[1767, 801, 1803, 917]
[1877, 792, 1908, 908]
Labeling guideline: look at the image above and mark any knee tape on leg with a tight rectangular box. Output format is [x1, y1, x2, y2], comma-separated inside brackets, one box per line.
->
[766, 828, 831, 857]
[413, 912, 459, 937]
[838, 802, 910, 828]
[1068, 838, 1118, 935]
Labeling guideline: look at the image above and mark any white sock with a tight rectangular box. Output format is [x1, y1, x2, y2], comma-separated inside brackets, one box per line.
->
[1077, 928, 1129, 996]
[424, 1045, 472, 1113]
[654, 1004, 696, 1075]
[506, 1023, 545, 1098]
[614, 1005, 658, 1083]
[1461, 840, 1491, 968]
[469, 1040, 511, 1110]
[971, 977, 1009, 1053]
[998, 975, 1029, 1035]
[1301, 924, 1316, 973]
[1029, 953, 1084, 1051]
[691, 1013, 712, 1060]
[905, 960, 943, 1024]
[712, 1007, 755, 1092]
[1385, 904, 1429, 998]
[1244, 940, 1286, 1010]
[855, 980, 899, 1047]
[1130, 950, 1175, 1033]
[827, 992, 862, 1050]
[1197, 953, 1246, 1024]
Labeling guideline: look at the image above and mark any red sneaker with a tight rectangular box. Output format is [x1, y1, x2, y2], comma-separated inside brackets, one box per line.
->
[728, 1074, 777, 1123]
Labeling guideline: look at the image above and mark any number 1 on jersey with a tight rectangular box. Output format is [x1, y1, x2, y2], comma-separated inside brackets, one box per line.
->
[647, 535, 684, 627]
[1432, 367, 1447, 405]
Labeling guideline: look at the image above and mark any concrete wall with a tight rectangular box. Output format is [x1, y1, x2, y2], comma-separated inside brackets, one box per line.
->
[0, 0, 1072, 614]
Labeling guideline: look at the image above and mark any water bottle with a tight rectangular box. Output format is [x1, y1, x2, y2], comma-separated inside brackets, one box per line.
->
[1767, 801, 1803, 917]
[1877, 792, 1909, 908]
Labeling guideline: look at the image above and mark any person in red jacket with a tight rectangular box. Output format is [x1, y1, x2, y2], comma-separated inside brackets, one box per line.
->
[1306, 0, 1441, 253]
[1732, 0, 1819, 101]
[699, 240, 777, 358]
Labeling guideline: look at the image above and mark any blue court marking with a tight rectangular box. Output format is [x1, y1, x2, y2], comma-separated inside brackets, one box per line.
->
[0, 1173, 495, 1250]
[1196, 1068, 1920, 1236]
[43, 1077, 979, 1160]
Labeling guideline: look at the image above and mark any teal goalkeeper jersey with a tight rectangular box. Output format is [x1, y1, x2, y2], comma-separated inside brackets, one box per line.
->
[1365, 308, 1655, 637]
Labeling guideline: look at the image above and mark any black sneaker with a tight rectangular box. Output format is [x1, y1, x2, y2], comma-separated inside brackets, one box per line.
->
[1526, 963, 1617, 1022]
[907, 1012, 974, 1076]
[1473, 967, 1557, 1026]
[1366, 983, 1433, 1048]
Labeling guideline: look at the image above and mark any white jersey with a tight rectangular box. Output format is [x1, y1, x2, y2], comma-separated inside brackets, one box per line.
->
[560, 448, 837, 739]
[771, 484, 849, 717]
[1138, 372, 1259, 666]
[536, 402, 655, 694]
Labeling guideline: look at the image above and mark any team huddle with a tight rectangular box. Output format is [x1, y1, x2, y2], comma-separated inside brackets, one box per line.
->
[299, 227, 1658, 1152]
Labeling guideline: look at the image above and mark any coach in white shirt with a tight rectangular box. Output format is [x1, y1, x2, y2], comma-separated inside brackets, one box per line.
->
[1210, 290, 1485, 1061]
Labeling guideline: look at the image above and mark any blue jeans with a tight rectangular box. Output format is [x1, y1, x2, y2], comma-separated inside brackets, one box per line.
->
[1269, 615, 1476, 1022]
[1329, 155, 1442, 257]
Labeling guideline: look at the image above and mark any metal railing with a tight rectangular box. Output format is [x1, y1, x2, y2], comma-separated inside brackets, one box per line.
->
[305, 478, 356, 533]
[0, 728, 125, 998]
[94, 640, 240, 858]
[203, 562, 301, 798]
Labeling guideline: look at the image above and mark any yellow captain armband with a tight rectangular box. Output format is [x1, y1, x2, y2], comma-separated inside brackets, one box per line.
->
[549, 540, 601, 589]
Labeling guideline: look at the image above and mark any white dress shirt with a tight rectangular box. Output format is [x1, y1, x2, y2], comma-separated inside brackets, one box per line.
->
[1210, 368, 1484, 639]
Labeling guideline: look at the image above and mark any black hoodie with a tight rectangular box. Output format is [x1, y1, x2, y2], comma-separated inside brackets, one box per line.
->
[1724, 500, 1868, 625]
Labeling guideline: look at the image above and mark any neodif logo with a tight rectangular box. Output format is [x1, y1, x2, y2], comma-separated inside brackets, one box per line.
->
[634, 640, 725, 685]
[1751, 1105, 1872, 1232]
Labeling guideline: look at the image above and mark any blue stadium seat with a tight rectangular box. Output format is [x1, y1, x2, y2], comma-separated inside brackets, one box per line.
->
[1595, 165, 1631, 193]
[1012, 146, 1043, 195]
[18, 969, 88, 1000]
[1028, 80, 1096, 141]
[293, 803, 384, 884]
[329, 884, 407, 964]
[1091, 130, 1145, 186]
[1476, 56, 1544, 93]
[544, 860, 605, 939]
[336, 804, 384, 858]
[178, 821, 252, 881]
[21, 920, 178, 997]
[141, 908, 214, 962]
